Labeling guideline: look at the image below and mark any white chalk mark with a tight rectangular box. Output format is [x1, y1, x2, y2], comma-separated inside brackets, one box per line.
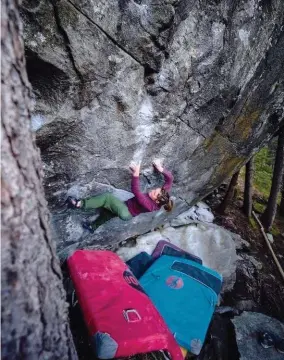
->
[133, 96, 154, 163]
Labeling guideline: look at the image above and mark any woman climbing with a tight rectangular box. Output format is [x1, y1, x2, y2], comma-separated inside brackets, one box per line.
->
[66, 160, 174, 233]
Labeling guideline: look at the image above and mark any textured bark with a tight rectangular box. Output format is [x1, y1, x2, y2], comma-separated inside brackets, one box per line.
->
[217, 171, 240, 215]
[243, 158, 254, 217]
[261, 127, 284, 230]
[280, 176, 284, 216]
[1, 1, 78, 359]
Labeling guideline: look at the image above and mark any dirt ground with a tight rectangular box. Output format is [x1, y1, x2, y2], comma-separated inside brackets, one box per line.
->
[213, 201, 284, 323]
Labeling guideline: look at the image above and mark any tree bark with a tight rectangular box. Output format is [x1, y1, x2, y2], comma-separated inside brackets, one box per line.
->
[260, 127, 284, 230]
[243, 158, 254, 217]
[280, 176, 284, 216]
[217, 170, 240, 215]
[1, 1, 78, 359]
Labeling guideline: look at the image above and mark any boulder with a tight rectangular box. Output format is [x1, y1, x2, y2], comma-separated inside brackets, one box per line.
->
[170, 201, 214, 226]
[20, 0, 284, 246]
[232, 311, 284, 360]
[21, 0, 284, 201]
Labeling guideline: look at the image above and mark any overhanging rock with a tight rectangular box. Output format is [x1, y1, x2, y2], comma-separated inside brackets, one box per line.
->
[21, 0, 284, 213]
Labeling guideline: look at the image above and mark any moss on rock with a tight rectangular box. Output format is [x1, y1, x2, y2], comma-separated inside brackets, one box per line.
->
[233, 109, 260, 141]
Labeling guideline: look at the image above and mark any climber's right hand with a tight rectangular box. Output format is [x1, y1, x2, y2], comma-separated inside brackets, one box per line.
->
[129, 162, 141, 177]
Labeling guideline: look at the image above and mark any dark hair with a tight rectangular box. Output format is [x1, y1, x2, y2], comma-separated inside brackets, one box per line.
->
[157, 188, 174, 212]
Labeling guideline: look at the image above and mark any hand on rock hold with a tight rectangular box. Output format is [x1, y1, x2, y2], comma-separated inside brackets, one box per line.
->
[153, 159, 164, 173]
[129, 161, 141, 177]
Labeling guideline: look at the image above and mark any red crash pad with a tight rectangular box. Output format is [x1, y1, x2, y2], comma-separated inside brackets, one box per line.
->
[68, 250, 183, 359]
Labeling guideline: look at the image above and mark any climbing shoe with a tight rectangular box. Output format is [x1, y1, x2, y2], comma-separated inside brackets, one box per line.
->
[66, 196, 81, 209]
[259, 332, 275, 349]
[82, 221, 94, 233]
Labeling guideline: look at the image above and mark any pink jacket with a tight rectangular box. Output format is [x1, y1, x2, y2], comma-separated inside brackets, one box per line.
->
[125, 169, 173, 217]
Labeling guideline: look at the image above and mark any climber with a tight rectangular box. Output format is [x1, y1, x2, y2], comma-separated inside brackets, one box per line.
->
[66, 160, 174, 233]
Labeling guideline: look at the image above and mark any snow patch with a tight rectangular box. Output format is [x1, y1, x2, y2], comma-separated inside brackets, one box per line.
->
[133, 96, 154, 163]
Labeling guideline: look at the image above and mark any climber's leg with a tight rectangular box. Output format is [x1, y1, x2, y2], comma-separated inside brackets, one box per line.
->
[83, 193, 132, 220]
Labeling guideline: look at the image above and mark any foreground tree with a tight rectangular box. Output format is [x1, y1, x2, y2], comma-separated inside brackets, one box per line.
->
[1, 1, 77, 358]
[243, 157, 254, 217]
[280, 176, 284, 216]
[261, 127, 284, 230]
[217, 170, 240, 215]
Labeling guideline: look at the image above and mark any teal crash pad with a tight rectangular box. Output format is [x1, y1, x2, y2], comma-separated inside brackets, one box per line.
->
[140, 255, 222, 355]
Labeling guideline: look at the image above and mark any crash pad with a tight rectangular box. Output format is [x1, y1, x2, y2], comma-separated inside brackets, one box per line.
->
[152, 240, 202, 264]
[140, 255, 222, 355]
[126, 251, 153, 279]
[68, 250, 183, 359]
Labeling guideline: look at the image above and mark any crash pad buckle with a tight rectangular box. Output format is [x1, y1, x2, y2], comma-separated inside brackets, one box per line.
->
[123, 309, 141, 322]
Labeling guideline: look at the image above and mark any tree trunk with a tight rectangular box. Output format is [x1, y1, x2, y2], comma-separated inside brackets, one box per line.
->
[1, 1, 78, 359]
[260, 127, 284, 230]
[280, 176, 284, 216]
[243, 158, 254, 217]
[217, 170, 240, 215]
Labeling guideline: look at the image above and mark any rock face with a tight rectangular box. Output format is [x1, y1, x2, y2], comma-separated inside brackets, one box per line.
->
[20, 0, 284, 247]
[54, 195, 190, 260]
[21, 0, 284, 199]
[232, 312, 284, 360]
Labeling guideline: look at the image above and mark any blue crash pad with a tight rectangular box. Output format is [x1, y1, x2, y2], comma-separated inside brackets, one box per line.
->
[126, 251, 153, 279]
[140, 255, 222, 355]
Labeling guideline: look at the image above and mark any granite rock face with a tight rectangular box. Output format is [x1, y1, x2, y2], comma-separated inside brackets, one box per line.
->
[20, 0, 284, 247]
[232, 312, 284, 360]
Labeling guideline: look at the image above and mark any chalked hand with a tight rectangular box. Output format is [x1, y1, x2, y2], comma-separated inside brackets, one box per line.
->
[153, 159, 164, 173]
[129, 162, 141, 176]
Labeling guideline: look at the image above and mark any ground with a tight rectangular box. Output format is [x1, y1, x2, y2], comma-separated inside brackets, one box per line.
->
[213, 201, 284, 322]
[209, 145, 284, 322]
[218, 144, 284, 323]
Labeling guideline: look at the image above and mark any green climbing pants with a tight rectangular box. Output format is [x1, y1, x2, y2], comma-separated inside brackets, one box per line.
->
[82, 193, 132, 229]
